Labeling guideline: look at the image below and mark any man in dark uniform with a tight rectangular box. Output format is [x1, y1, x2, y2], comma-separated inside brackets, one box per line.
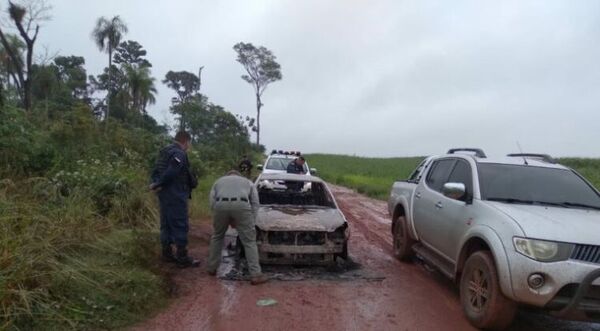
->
[238, 155, 253, 179]
[286, 156, 307, 191]
[286, 156, 306, 174]
[150, 131, 200, 268]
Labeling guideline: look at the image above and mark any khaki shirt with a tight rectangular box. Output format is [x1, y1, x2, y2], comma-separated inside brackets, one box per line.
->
[209, 175, 260, 213]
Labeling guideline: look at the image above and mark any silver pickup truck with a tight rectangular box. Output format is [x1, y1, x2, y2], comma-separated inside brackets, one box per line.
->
[388, 148, 600, 330]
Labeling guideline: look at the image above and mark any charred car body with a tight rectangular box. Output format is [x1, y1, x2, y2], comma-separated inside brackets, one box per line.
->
[255, 173, 349, 265]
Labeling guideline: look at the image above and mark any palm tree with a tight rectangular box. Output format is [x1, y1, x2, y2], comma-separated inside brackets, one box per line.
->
[123, 64, 156, 113]
[91, 16, 128, 123]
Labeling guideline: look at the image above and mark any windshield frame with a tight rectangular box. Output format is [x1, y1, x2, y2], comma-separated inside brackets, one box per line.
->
[256, 179, 337, 208]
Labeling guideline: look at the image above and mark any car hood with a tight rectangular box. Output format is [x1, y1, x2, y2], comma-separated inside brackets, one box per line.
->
[257, 206, 346, 232]
[488, 202, 600, 245]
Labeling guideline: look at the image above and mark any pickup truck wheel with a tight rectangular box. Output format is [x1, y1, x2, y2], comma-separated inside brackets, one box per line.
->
[393, 216, 415, 261]
[460, 251, 517, 330]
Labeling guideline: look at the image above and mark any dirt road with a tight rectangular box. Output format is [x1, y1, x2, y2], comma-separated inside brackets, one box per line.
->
[132, 185, 600, 331]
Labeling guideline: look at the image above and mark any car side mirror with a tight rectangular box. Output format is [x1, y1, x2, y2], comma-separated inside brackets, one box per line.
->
[257, 164, 263, 171]
[442, 182, 467, 201]
[310, 168, 317, 174]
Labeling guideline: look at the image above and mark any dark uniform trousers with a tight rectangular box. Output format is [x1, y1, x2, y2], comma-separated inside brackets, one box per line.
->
[152, 143, 196, 247]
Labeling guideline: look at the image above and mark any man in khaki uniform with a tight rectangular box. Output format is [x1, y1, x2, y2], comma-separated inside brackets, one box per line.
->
[206, 170, 268, 285]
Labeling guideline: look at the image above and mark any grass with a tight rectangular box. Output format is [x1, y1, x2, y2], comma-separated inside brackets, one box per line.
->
[306, 154, 424, 200]
[0, 172, 171, 330]
[0, 170, 219, 331]
[189, 174, 218, 220]
[306, 154, 600, 201]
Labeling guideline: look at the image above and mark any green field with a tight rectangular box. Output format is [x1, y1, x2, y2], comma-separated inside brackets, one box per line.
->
[306, 154, 600, 201]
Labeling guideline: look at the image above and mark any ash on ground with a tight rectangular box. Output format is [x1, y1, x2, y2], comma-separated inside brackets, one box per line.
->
[217, 230, 385, 282]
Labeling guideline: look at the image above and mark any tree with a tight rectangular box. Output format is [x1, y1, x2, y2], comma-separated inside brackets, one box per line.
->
[233, 42, 282, 145]
[0, 1, 51, 110]
[113, 40, 151, 68]
[30, 63, 57, 111]
[123, 64, 156, 114]
[91, 15, 128, 123]
[54, 55, 87, 100]
[162, 70, 199, 104]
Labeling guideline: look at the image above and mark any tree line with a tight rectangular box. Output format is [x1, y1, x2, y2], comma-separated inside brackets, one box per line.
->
[0, 1, 282, 150]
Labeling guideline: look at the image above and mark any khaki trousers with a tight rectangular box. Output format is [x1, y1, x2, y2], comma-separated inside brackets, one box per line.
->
[207, 201, 261, 276]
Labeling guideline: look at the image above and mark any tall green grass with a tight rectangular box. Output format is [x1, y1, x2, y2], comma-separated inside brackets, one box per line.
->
[306, 154, 600, 201]
[306, 154, 424, 200]
[0, 176, 167, 330]
[189, 174, 218, 220]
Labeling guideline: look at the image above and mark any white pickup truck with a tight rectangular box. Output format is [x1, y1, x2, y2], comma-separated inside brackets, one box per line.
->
[388, 148, 600, 330]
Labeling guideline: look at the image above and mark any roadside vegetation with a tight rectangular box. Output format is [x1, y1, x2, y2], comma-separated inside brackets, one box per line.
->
[0, 2, 267, 329]
[307, 154, 600, 201]
[305, 154, 424, 200]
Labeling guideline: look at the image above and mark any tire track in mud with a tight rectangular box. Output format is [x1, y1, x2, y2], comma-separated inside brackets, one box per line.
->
[329, 184, 394, 252]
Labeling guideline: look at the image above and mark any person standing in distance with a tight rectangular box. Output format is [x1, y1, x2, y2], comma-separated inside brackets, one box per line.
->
[286, 156, 307, 191]
[206, 170, 268, 285]
[238, 155, 253, 179]
[150, 131, 200, 268]
[286, 156, 306, 174]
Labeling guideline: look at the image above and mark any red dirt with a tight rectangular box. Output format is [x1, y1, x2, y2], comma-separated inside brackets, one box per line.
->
[131, 185, 600, 331]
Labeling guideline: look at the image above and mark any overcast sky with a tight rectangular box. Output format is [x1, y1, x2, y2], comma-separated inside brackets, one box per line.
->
[35, 0, 600, 157]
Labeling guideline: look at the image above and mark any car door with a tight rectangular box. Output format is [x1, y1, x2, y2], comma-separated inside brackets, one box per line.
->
[413, 158, 456, 255]
[433, 159, 475, 260]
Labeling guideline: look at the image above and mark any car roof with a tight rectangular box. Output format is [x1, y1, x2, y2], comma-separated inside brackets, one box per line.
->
[439, 154, 569, 170]
[258, 172, 324, 182]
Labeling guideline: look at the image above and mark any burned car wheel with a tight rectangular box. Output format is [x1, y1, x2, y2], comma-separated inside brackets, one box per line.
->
[460, 251, 517, 330]
[336, 242, 348, 261]
[393, 216, 415, 261]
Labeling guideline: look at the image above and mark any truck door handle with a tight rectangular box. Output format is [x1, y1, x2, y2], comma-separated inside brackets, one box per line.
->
[435, 201, 443, 209]
[415, 192, 422, 199]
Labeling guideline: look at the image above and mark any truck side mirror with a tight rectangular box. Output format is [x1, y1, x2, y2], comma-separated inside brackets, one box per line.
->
[442, 182, 467, 201]
[310, 168, 317, 175]
[257, 164, 263, 171]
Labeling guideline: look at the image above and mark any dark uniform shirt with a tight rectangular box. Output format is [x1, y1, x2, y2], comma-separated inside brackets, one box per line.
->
[151, 143, 197, 201]
[286, 160, 306, 174]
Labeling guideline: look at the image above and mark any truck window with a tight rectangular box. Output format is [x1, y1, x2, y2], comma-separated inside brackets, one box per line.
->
[408, 158, 429, 182]
[447, 160, 473, 194]
[426, 159, 456, 192]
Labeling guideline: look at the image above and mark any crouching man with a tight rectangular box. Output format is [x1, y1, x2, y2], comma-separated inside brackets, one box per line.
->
[206, 170, 268, 285]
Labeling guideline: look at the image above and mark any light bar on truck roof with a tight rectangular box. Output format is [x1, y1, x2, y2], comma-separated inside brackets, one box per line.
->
[270, 150, 302, 156]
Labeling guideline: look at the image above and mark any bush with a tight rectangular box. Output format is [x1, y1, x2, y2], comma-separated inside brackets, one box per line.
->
[0, 104, 171, 330]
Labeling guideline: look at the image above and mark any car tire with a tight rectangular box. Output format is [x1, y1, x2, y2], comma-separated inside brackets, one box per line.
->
[393, 216, 415, 261]
[460, 251, 517, 330]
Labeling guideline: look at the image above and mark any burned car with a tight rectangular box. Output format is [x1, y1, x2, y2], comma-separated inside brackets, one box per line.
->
[254, 173, 349, 265]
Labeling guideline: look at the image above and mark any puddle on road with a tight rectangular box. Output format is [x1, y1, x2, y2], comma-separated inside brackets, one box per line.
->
[218, 231, 385, 282]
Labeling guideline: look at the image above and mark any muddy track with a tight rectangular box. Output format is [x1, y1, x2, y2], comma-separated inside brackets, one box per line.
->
[131, 185, 600, 331]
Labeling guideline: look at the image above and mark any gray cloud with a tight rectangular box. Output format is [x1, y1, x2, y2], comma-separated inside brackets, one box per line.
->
[38, 0, 600, 157]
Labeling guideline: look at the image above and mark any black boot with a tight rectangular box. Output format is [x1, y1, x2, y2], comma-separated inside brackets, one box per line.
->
[162, 244, 177, 263]
[176, 246, 200, 268]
